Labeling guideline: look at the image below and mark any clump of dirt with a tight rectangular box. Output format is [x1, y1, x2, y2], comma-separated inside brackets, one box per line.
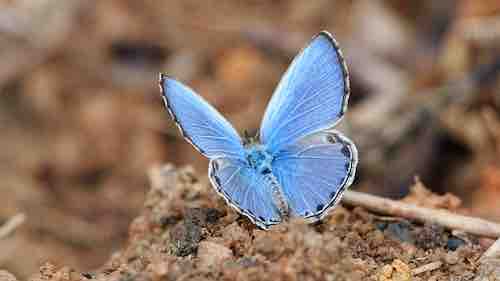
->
[22, 165, 494, 281]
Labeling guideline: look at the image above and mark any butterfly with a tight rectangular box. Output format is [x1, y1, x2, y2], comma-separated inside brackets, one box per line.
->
[159, 31, 358, 229]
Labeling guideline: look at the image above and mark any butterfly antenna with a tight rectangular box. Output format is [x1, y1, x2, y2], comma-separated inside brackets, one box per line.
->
[243, 130, 250, 145]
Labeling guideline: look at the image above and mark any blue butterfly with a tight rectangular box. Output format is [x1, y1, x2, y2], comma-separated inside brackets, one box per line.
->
[160, 31, 358, 229]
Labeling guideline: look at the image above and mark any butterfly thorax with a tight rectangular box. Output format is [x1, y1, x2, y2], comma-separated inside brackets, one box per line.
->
[244, 144, 273, 174]
[244, 143, 290, 218]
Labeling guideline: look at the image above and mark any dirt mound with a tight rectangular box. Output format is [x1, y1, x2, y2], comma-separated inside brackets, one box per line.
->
[21, 165, 498, 281]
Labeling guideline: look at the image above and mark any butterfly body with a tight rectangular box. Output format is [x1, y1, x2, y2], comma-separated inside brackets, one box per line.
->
[244, 143, 272, 174]
[160, 31, 358, 229]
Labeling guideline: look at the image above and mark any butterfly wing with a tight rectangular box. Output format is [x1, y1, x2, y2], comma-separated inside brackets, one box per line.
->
[160, 74, 244, 159]
[272, 130, 358, 220]
[161, 75, 280, 228]
[260, 31, 350, 153]
[209, 158, 281, 229]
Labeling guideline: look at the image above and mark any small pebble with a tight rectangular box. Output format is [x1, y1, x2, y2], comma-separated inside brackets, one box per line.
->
[385, 222, 414, 243]
[377, 259, 411, 281]
[446, 237, 465, 251]
[375, 221, 388, 231]
[379, 264, 393, 280]
[169, 221, 202, 257]
[238, 256, 258, 268]
[197, 241, 233, 268]
[444, 251, 460, 265]
[478, 237, 494, 249]
[391, 259, 411, 281]
[158, 216, 179, 228]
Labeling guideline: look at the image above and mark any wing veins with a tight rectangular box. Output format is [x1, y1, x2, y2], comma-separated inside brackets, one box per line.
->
[222, 166, 242, 187]
[266, 89, 341, 145]
[274, 166, 315, 213]
[277, 167, 337, 202]
[285, 72, 335, 117]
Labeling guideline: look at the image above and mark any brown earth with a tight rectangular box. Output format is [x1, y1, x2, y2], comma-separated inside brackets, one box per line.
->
[18, 165, 498, 281]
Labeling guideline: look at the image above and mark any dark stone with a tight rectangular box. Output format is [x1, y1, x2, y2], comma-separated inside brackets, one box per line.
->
[185, 207, 222, 227]
[205, 208, 224, 224]
[385, 221, 414, 243]
[446, 237, 466, 251]
[375, 221, 388, 231]
[168, 207, 225, 256]
[159, 215, 179, 228]
[413, 224, 447, 250]
[169, 221, 202, 257]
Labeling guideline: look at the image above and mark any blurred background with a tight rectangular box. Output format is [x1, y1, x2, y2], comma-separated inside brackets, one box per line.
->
[1, 0, 499, 278]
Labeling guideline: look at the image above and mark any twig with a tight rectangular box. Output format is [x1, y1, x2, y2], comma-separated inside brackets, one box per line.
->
[412, 261, 442, 275]
[481, 237, 500, 260]
[342, 190, 500, 238]
[0, 213, 26, 239]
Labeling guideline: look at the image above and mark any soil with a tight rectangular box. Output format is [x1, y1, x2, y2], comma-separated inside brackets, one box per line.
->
[19, 165, 498, 281]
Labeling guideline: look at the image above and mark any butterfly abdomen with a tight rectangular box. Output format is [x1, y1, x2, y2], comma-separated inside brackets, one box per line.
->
[244, 145, 289, 218]
[262, 173, 289, 218]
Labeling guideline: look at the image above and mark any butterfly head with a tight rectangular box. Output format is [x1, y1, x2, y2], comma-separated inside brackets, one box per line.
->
[242, 129, 260, 146]
[243, 140, 273, 175]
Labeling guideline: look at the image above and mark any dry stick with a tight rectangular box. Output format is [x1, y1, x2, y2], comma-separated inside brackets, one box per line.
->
[342, 191, 500, 238]
[0, 213, 26, 239]
[481, 238, 500, 260]
[412, 261, 442, 275]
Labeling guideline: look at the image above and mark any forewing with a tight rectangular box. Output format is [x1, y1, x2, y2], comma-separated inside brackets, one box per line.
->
[160, 74, 244, 159]
[260, 31, 350, 153]
[272, 130, 358, 221]
[209, 158, 281, 229]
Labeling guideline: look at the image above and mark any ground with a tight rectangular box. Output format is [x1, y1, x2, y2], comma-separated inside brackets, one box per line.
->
[14, 165, 498, 281]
